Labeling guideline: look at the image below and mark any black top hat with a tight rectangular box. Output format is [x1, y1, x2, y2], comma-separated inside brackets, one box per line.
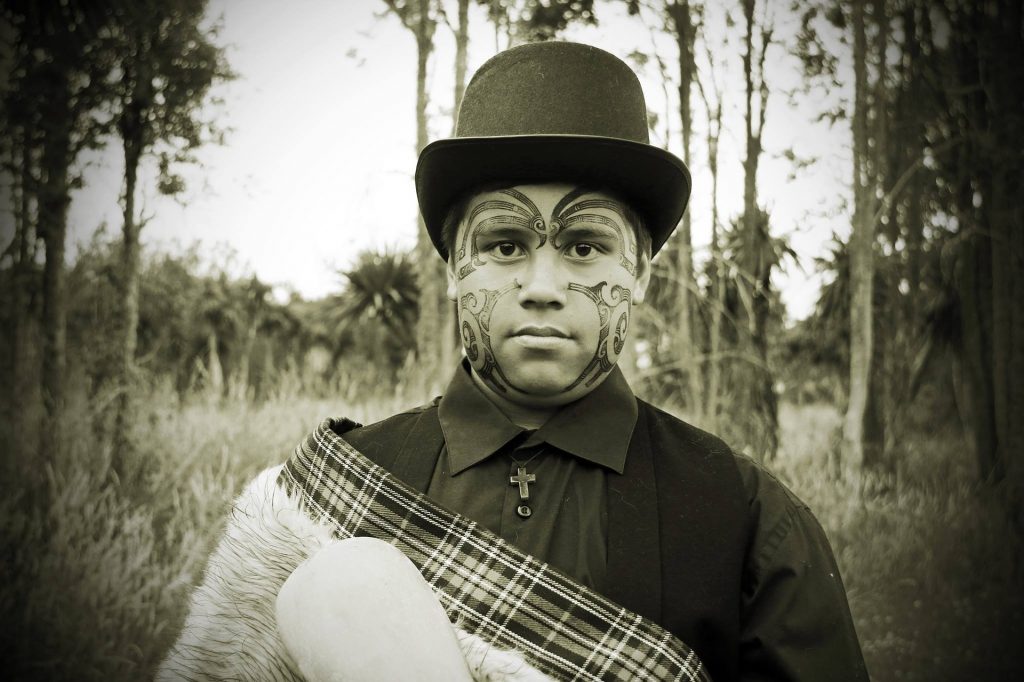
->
[416, 41, 691, 260]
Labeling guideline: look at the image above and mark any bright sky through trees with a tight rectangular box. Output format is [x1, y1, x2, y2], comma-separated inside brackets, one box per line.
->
[65, 0, 852, 322]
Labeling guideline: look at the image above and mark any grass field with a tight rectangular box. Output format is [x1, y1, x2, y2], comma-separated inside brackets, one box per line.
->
[2, 392, 1022, 681]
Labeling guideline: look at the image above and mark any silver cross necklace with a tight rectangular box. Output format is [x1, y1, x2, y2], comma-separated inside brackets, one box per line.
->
[508, 445, 544, 519]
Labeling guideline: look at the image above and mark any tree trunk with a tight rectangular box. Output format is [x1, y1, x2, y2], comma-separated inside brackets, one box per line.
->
[704, 94, 724, 433]
[38, 77, 73, 460]
[113, 40, 155, 472]
[231, 322, 259, 402]
[409, 0, 450, 395]
[738, 0, 777, 461]
[980, 0, 1024, 528]
[863, 0, 891, 489]
[453, 0, 469, 128]
[10, 128, 37, 464]
[206, 330, 224, 402]
[666, 1, 701, 419]
[843, 0, 875, 490]
[114, 120, 144, 474]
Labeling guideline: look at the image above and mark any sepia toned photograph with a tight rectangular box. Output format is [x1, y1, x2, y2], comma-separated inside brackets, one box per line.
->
[1, 1, 1021, 680]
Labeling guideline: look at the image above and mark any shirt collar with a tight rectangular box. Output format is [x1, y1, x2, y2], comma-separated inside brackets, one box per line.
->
[438, 361, 638, 475]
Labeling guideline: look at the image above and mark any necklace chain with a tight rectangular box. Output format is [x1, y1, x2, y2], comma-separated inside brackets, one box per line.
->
[508, 444, 544, 468]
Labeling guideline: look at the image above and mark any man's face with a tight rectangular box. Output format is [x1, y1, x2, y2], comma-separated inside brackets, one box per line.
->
[447, 183, 651, 408]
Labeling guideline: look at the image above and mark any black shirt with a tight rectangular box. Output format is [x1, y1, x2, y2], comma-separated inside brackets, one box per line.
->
[428, 361, 637, 590]
[421, 361, 869, 681]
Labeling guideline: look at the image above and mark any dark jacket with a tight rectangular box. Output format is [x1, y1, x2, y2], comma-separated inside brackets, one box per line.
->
[343, 397, 869, 682]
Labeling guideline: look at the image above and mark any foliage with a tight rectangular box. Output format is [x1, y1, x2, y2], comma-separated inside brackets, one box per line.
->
[0, 1, 118, 161]
[790, 0, 1024, 498]
[326, 248, 420, 373]
[477, 0, 596, 45]
[106, 0, 233, 192]
[0, 234, 430, 412]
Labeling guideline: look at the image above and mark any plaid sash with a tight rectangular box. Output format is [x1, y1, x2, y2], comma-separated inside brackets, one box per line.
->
[279, 418, 711, 682]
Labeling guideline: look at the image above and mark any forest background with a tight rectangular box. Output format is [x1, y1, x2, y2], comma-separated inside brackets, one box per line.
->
[1, 1, 1022, 680]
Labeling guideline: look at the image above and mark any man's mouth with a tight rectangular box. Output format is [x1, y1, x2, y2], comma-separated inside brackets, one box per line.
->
[512, 325, 571, 339]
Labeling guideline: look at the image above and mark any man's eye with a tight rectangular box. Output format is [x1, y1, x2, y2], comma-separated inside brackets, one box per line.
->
[571, 243, 597, 258]
[490, 241, 522, 258]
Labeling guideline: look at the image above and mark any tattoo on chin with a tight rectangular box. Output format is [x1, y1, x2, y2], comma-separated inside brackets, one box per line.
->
[459, 278, 632, 398]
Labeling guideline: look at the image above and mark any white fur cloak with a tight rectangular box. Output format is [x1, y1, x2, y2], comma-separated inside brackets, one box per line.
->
[156, 465, 550, 681]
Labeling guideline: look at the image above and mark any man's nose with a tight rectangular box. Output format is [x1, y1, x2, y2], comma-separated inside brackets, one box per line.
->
[517, 253, 568, 308]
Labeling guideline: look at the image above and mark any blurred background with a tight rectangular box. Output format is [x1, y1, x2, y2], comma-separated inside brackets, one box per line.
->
[1, 1, 1022, 680]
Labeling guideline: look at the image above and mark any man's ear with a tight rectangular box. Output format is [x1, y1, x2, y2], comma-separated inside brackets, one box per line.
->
[446, 258, 458, 301]
[633, 251, 652, 304]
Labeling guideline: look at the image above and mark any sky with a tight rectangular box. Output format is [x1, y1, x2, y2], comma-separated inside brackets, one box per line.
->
[53, 0, 854, 322]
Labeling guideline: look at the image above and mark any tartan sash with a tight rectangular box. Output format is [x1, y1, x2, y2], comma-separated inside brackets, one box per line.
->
[279, 418, 711, 682]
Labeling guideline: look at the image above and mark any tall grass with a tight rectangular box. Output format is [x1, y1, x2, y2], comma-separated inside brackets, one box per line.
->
[2, 392, 1021, 681]
[1, 390, 373, 681]
[772, 402, 1024, 681]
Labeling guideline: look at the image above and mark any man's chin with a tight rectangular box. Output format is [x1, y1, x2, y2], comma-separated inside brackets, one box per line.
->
[501, 365, 584, 400]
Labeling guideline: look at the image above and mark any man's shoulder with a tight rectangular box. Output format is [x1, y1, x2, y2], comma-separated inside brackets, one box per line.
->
[636, 398, 735, 461]
[340, 398, 442, 456]
[636, 399, 808, 507]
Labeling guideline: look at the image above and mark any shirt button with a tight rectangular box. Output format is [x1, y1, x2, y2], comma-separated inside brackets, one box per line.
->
[516, 504, 532, 518]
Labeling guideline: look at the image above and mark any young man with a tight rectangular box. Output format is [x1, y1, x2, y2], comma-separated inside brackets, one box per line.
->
[160, 42, 868, 681]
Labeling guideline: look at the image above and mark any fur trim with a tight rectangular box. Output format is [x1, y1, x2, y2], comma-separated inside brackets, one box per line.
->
[457, 630, 554, 682]
[157, 467, 551, 681]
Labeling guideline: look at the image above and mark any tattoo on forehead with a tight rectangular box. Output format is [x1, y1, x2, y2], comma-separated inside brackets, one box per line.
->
[459, 280, 520, 392]
[455, 189, 545, 280]
[562, 280, 632, 392]
[455, 187, 637, 284]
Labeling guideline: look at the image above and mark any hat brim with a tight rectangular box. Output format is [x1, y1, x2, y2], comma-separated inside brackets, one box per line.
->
[416, 135, 691, 260]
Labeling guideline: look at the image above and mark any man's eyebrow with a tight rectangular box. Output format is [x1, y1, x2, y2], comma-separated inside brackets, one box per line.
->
[470, 220, 539, 245]
[469, 214, 534, 233]
[558, 217, 624, 239]
[466, 196, 535, 223]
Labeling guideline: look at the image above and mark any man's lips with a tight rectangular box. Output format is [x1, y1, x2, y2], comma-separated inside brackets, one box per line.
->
[511, 325, 571, 339]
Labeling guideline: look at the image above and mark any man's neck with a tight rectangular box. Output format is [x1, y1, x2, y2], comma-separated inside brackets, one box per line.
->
[468, 371, 559, 430]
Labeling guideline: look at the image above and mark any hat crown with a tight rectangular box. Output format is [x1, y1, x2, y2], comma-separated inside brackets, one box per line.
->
[456, 42, 651, 143]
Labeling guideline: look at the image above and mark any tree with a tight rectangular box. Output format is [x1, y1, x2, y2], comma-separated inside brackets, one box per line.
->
[0, 123, 42, 463]
[481, 0, 596, 49]
[227, 277, 273, 401]
[327, 248, 420, 374]
[663, 0, 702, 418]
[695, 26, 727, 433]
[940, 0, 1024, 522]
[382, 0, 453, 393]
[450, 0, 470, 121]
[194, 274, 241, 402]
[105, 0, 231, 469]
[1, 1, 117, 459]
[842, 0, 896, 491]
[794, 0, 894, 487]
[734, 0, 778, 461]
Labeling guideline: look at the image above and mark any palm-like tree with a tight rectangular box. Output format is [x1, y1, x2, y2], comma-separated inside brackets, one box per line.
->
[327, 248, 420, 370]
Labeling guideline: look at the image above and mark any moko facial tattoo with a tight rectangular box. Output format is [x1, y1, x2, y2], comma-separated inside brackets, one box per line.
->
[448, 183, 651, 409]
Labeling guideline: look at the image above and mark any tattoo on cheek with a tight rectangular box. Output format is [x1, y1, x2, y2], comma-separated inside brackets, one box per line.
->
[459, 281, 521, 392]
[562, 280, 632, 392]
